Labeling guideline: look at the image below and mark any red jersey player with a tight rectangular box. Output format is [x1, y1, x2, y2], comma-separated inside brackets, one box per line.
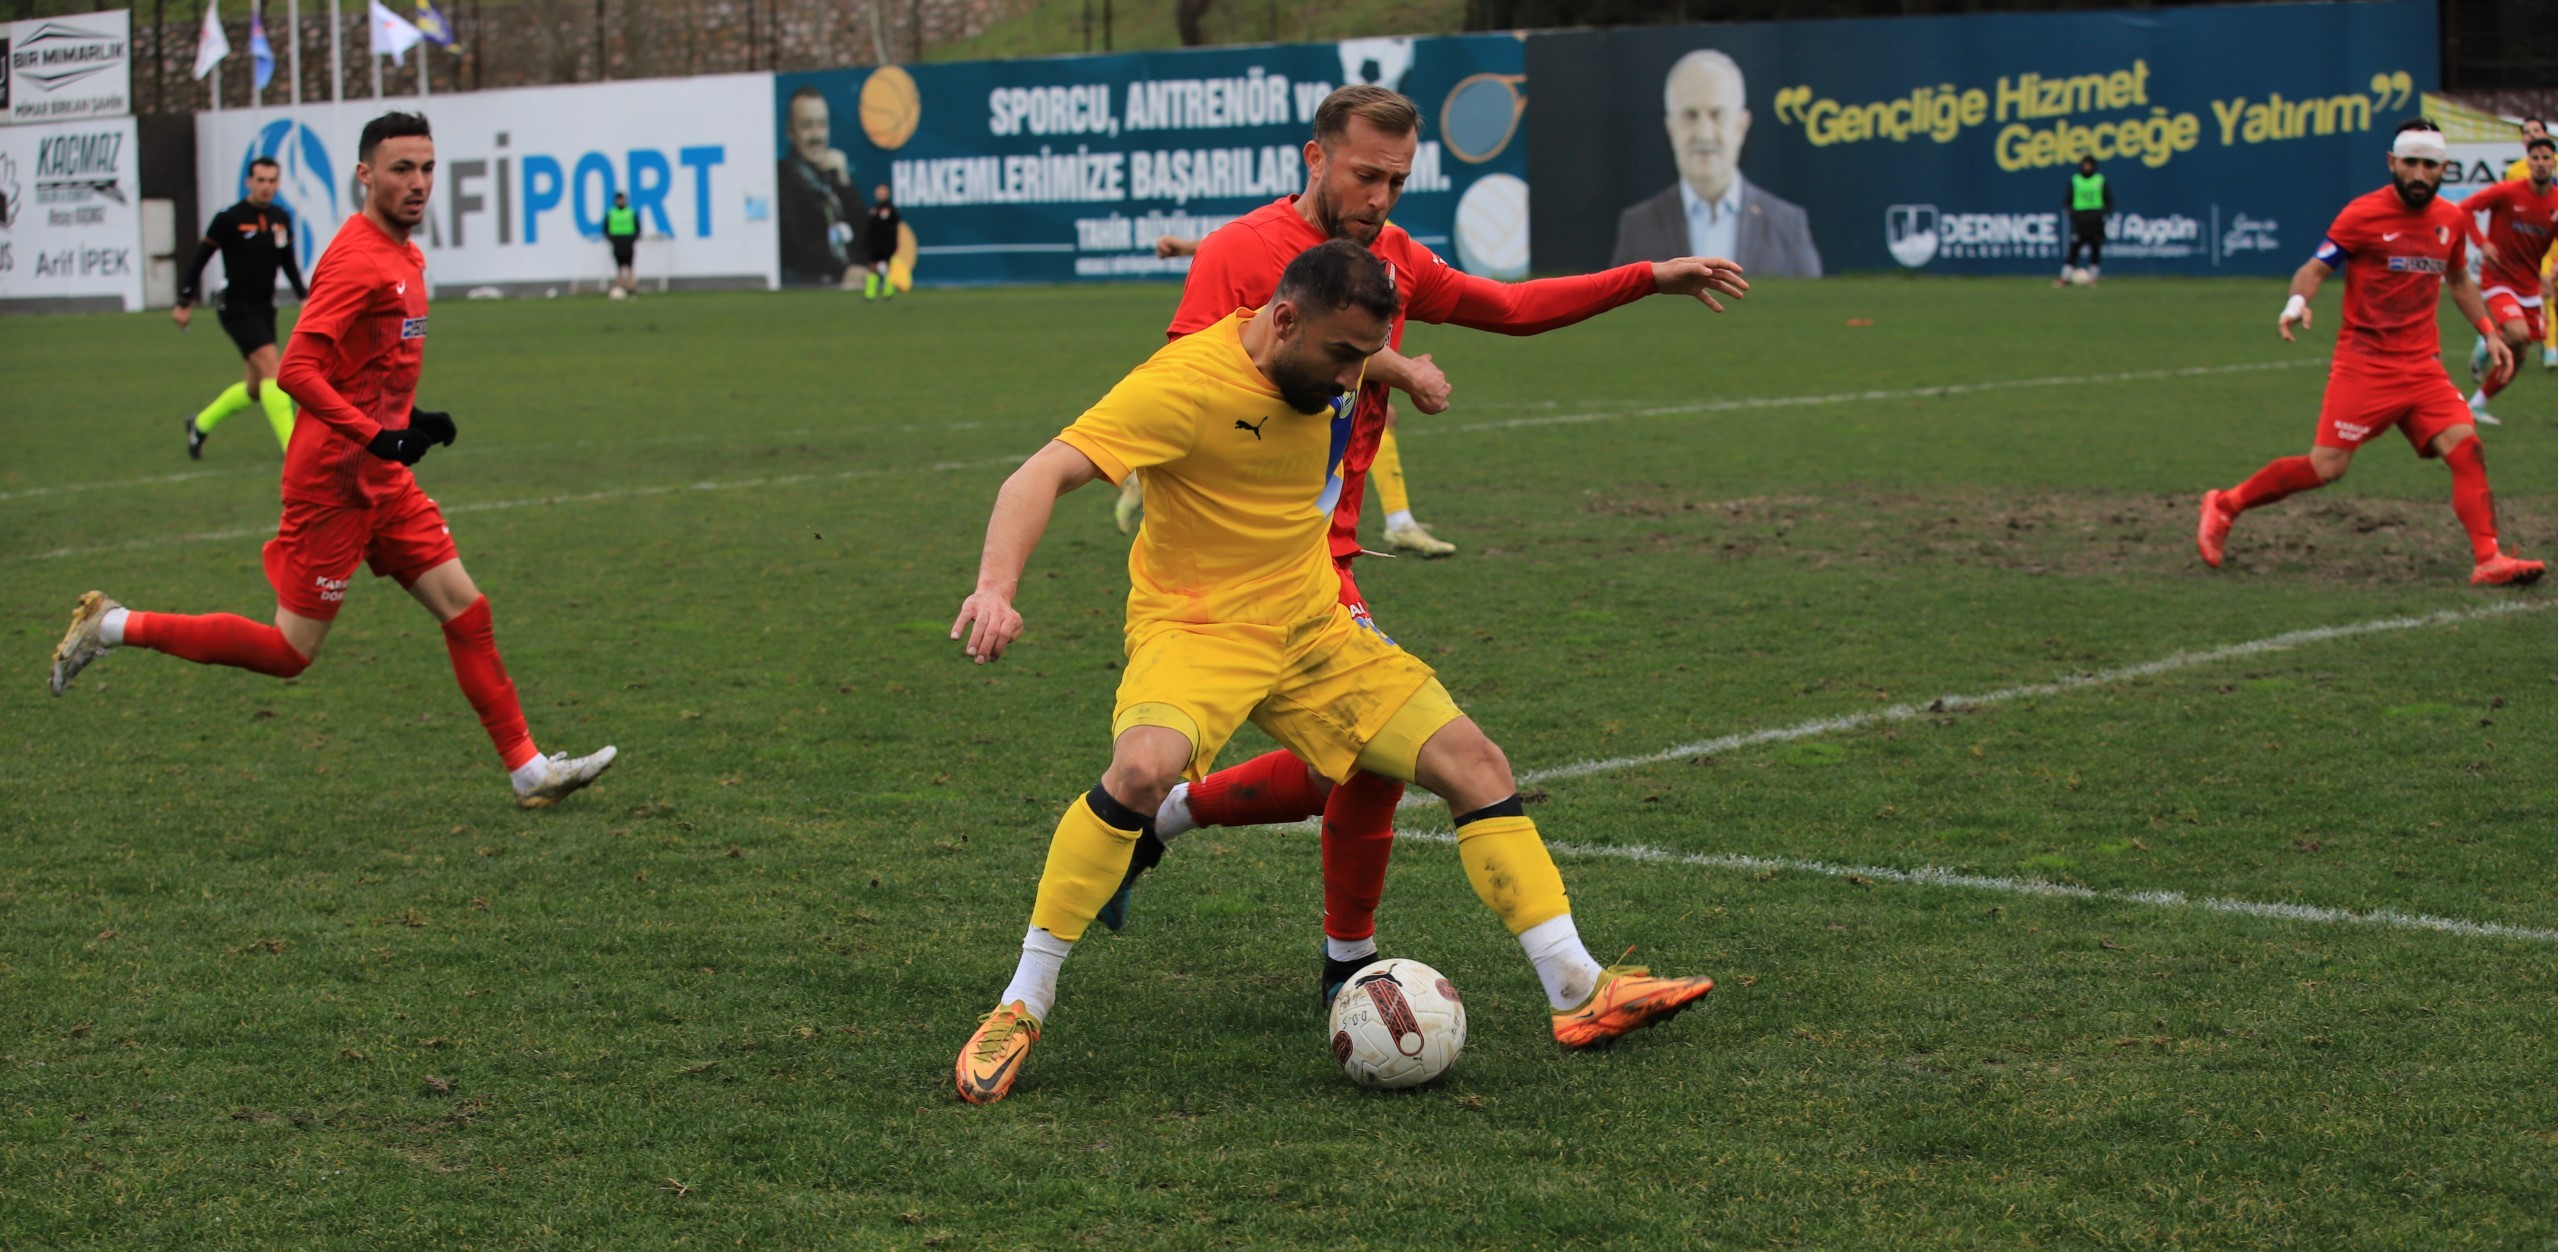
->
[49, 112, 619, 806]
[2460, 135, 2558, 423]
[1087, 85, 1750, 1009]
[2198, 121, 2541, 587]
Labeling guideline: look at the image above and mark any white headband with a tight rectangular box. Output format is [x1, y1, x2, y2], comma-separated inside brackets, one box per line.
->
[2391, 130, 2447, 162]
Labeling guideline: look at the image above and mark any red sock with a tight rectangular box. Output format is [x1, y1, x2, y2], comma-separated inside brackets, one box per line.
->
[440, 597, 539, 771]
[1320, 771, 1403, 942]
[1187, 748, 1326, 828]
[2443, 437, 2502, 562]
[2226, 455, 2327, 513]
[2481, 369, 2510, 400]
[123, 611, 309, 677]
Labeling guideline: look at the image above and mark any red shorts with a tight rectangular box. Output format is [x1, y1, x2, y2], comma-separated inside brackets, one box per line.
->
[2314, 357, 2473, 459]
[262, 482, 460, 620]
[2484, 287, 2546, 344]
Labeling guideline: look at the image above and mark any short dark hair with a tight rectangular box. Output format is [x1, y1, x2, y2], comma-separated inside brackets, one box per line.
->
[2531, 136, 2557, 155]
[1274, 238, 1398, 325]
[1312, 85, 1419, 149]
[2395, 117, 2440, 136]
[2523, 117, 2548, 131]
[359, 111, 432, 163]
[790, 85, 825, 108]
[248, 155, 281, 174]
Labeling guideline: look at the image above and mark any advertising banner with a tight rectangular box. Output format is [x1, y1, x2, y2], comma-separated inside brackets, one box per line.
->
[1526, 1, 2437, 277]
[0, 114, 143, 311]
[6, 10, 132, 127]
[2426, 92, 2542, 203]
[194, 75, 778, 296]
[774, 34, 1530, 289]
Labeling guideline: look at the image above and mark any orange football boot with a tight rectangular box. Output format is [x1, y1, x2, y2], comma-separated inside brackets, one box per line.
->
[955, 1001, 1041, 1105]
[1551, 966, 1715, 1049]
[2471, 551, 2547, 587]
[2196, 490, 2233, 569]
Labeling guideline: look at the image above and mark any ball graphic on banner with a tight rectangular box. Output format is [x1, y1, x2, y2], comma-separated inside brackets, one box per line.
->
[1454, 173, 1530, 281]
[861, 66, 922, 150]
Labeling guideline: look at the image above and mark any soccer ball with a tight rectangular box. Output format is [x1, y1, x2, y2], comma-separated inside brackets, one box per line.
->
[609, 286, 629, 301]
[1328, 958, 1466, 1089]
[2067, 267, 2096, 287]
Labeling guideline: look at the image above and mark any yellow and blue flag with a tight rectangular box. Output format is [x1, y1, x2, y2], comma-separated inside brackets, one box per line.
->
[414, 0, 455, 47]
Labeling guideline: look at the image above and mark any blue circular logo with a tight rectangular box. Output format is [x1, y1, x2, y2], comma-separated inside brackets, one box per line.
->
[242, 120, 337, 270]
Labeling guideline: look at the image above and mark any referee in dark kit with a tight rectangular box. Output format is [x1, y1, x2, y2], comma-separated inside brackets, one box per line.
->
[176, 156, 309, 458]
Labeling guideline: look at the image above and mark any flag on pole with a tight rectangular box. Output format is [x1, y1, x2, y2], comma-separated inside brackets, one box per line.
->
[413, 0, 454, 47]
[250, 9, 276, 89]
[368, 0, 423, 58]
[194, 0, 233, 79]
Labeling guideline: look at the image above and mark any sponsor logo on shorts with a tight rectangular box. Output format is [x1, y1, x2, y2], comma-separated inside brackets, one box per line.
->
[400, 315, 428, 339]
[2331, 420, 2374, 442]
[313, 574, 349, 602]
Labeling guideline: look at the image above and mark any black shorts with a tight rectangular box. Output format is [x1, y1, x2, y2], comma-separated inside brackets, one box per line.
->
[218, 304, 279, 356]
[611, 237, 637, 265]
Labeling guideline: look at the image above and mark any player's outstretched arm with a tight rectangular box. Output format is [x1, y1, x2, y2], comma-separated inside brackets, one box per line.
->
[2279, 258, 2332, 342]
[1438, 257, 1746, 337]
[953, 440, 1103, 665]
[1363, 347, 1451, 414]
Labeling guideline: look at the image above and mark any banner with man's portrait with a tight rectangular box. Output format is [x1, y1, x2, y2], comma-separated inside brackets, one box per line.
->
[774, 34, 1530, 289]
[1527, 1, 2437, 277]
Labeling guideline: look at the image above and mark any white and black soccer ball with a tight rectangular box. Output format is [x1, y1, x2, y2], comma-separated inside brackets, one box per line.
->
[1328, 958, 1465, 1089]
[2067, 267, 2096, 287]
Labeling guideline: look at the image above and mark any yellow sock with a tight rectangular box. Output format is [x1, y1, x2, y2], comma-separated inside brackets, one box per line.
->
[257, 384, 295, 451]
[1373, 425, 1411, 517]
[1027, 787, 1146, 942]
[1455, 809, 1570, 936]
[193, 382, 253, 433]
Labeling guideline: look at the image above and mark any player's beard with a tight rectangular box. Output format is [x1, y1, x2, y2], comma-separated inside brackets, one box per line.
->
[2391, 173, 2439, 210]
[1269, 347, 1347, 416]
[1311, 184, 1383, 246]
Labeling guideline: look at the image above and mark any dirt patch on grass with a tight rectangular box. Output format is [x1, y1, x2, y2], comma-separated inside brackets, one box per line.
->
[1578, 486, 2557, 586]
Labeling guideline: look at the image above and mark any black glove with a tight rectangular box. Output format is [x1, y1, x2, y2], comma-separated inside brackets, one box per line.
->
[364, 410, 457, 466]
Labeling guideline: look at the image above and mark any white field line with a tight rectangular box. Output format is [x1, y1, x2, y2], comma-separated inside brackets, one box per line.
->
[1354, 598, 2555, 944]
[11, 456, 1024, 563]
[1390, 831, 2558, 945]
[1415, 357, 2323, 436]
[3, 358, 2314, 508]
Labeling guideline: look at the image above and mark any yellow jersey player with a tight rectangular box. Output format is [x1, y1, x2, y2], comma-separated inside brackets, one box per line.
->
[948, 240, 1721, 1104]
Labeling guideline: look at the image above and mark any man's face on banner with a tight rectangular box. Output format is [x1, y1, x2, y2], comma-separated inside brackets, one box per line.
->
[1664, 53, 1749, 202]
[791, 94, 833, 165]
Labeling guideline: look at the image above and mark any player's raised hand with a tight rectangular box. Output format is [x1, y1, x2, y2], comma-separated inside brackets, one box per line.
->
[2279, 294, 2312, 342]
[1403, 353, 1452, 414]
[951, 590, 1023, 665]
[1651, 257, 1749, 311]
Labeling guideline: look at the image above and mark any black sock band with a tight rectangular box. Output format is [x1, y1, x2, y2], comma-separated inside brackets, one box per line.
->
[1452, 795, 1526, 828]
[1086, 784, 1154, 834]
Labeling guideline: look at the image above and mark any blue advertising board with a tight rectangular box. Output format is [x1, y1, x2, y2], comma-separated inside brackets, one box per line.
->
[1526, 2, 2440, 277]
[775, 35, 1529, 288]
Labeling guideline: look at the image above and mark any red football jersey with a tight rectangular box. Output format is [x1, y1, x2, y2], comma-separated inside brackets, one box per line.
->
[278, 213, 429, 507]
[2462, 177, 2558, 297]
[1169, 195, 1654, 560]
[2311, 187, 2474, 362]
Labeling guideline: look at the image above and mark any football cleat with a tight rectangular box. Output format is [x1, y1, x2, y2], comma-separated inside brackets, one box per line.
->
[2542, 345, 2557, 370]
[1093, 830, 1166, 932]
[2470, 551, 2547, 588]
[1551, 965, 1715, 1049]
[2472, 409, 2503, 427]
[50, 591, 121, 696]
[955, 1000, 1041, 1104]
[1113, 473, 1144, 535]
[1322, 948, 1386, 1007]
[1383, 520, 1456, 558]
[184, 415, 207, 460]
[514, 745, 619, 809]
[2196, 490, 2234, 569]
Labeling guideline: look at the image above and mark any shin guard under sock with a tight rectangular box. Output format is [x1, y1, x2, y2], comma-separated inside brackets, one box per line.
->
[122, 611, 310, 677]
[439, 596, 539, 771]
[1452, 797, 1571, 936]
[1320, 771, 1403, 942]
[2444, 437, 2503, 562]
[1027, 786, 1149, 943]
[2227, 455, 2327, 513]
[1187, 748, 1327, 828]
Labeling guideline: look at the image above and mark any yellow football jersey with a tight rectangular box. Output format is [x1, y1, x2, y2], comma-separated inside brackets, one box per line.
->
[1057, 309, 1346, 630]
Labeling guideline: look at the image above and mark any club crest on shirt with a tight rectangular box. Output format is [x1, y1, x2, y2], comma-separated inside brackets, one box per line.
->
[401, 316, 429, 339]
[2436, 224, 2452, 244]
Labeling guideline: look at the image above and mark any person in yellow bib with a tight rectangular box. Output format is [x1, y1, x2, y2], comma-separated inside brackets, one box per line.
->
[948, 240, 1720, 1104]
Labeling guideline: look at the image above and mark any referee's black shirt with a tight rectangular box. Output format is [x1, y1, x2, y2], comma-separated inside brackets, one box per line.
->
[180, 201, 310, 309]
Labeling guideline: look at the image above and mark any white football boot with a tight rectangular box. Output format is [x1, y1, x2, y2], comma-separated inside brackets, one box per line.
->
[50, 591, 121, 696]
[1383, 519, 1457, 558]
[515, 745, 619, 809]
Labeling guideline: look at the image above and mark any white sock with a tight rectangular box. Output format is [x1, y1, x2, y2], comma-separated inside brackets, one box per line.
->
[1153, 781, 1196, 842]
[1518, 913, 1605, 1011]
[99, 607, 130, 646]
[508, 755, 552, 795]
[1325, 935, 1378, 963]
[1385, 509, 1416, 531]
[2469, 388, 2488, 408]
[1000, 926, 1074, 1020]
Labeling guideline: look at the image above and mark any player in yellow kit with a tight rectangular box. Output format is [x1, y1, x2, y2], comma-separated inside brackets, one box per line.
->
[948, 240, 1723, 1104]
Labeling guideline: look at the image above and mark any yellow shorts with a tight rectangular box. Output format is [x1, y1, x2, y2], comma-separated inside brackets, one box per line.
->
[1111, 604, 1449, 784]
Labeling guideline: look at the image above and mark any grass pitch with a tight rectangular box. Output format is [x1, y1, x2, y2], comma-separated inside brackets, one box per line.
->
[3, 275, 2554, 1247]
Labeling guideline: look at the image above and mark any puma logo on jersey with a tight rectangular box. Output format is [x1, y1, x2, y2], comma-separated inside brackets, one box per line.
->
[1234, 417, 1269, 440]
